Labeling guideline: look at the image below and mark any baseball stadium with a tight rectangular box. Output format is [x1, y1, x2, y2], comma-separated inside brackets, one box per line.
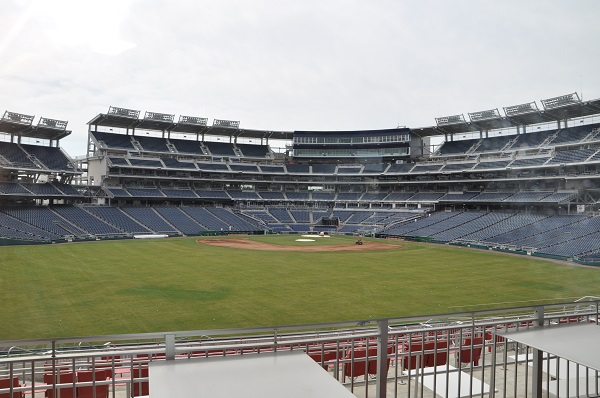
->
[1, 93, 600, 397]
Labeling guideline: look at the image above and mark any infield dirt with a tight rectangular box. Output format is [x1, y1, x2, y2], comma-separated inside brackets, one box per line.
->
[196, 238, 401, 252]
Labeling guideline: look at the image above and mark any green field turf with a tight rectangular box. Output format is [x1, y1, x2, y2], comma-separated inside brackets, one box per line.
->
[1, 235, 599, 340]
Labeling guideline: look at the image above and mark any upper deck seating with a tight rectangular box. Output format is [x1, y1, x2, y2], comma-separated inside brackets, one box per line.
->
[258, 191, 286, 200]
[105, 188, 131, 197]
[538, 192, 577, 203]
[127, 188, 165, 197]
[411, 163, 443, 173]
[441, 162, 476, 172]
[196, 162, 229, 171]
[132, 135, 170, 152]
[504, 191, 552, 202]
[470, 192, 513, 202]
[550, 123, 600, 145]
[0, 142, 37, 168]
[473, 135, 514, 153]
[259, 165, 285, 173]
[312, 164, 337, 174]
[204, 142, 236, 156]
[161, 158, 197, 169]
[286, 164, 310, 173]
[439, 192, 480, 202]
[547, 148, 597, 164]
[227, 190, 261, 200]
[511, 129, 555, 149]
[336, 192, 361, 201]
[510, 157, 550, 168]
[161, 189, 198, 198]
[20, 183, 64, 196]
[91, 131, 136, 150]
[312, 192, 335, 201]
[362, 163, 387, 174]
[236, 143, 270, 157]
[386, 163, 414, 173]
[21, 144, 76, 171]
[407, 192, 445, 202]
[360, 192, 388, 201]
[129, 158, 163, 168]
[229, 164, 260, 173]
[474, 160, 511, 170]
[195, 190, 230, 200]
[108, 157, 130, 166]
[385, 192, 416, 201]
[53, 183, 83, 196]
[0, 182, 32, 195]
[337, 166, 362, 174]
[285, 191, 310, 201]
[168, 138, 203, 154]
[437, 139, 477, 155]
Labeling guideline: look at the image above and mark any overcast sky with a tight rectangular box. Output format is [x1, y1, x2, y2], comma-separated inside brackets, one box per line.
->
[1, 0, 599, 156]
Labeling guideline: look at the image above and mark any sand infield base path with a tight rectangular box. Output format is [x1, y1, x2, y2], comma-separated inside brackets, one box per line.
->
[196, 238, 401, 252]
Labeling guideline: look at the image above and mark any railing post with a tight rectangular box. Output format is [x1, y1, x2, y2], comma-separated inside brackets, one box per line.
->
[165, 334, 175, 360]
[532, 306, 545, 398]
[376, 319, 389, 398]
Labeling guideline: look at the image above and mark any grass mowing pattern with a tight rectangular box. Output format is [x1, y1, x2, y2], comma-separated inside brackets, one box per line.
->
[0, 235, 599, 339]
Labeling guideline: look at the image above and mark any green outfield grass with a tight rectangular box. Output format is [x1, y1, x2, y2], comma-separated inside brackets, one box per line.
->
[1, 235, 599, 340]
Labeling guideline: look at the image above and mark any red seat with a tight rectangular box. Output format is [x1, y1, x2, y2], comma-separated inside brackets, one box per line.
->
[459, 337, 483, 366]
[43, 372, 76, 398]
[77, 370, 109, 398]
[131, 367, 149, 397]
[0, 377, 24, 398]
[343, 348, 368, 379]
[402, 341, 424, 370]
[367, 345, 394, 375]
[423, 340, 448, 367]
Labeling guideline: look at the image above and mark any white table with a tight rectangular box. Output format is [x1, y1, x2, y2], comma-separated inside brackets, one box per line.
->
[500, 324, 600, 398]
[148, 351, 355, 398]
[544, 377, 600, 398]
[404, 365, 491, 398]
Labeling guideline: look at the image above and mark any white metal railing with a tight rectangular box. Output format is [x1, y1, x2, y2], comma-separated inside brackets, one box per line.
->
[1, 301, 599, 398]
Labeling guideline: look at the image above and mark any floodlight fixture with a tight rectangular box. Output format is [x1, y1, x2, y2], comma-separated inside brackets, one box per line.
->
[503, 101, 539, 117]
[108, 106, 140, 119]
[435, 114, 465, 126]
[541, 92, 581, 110]
[144, 111, 175, 123]
[213, 119, 240, 129]
[468, 108, 501, 122]
[179, 115, 208, 126]
[3, 111, 34, 125]
[38, 117, 68, 130]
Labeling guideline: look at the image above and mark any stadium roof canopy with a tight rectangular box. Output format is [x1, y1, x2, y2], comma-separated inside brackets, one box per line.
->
[412, 93, 600, 138]
[89, 106, 292, 141]
[0, 111, 71, 141]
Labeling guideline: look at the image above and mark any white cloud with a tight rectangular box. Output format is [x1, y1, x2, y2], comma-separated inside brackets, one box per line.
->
[1, 0, 600, 156]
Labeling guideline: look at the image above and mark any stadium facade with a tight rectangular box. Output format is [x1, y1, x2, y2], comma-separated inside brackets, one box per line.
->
[1, 92, 600, 264]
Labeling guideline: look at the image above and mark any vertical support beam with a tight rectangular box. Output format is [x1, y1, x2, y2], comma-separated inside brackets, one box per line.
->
[532, 306, 545, 398]
[376, 319, 389, 398]
[165, 334, 175, 360]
